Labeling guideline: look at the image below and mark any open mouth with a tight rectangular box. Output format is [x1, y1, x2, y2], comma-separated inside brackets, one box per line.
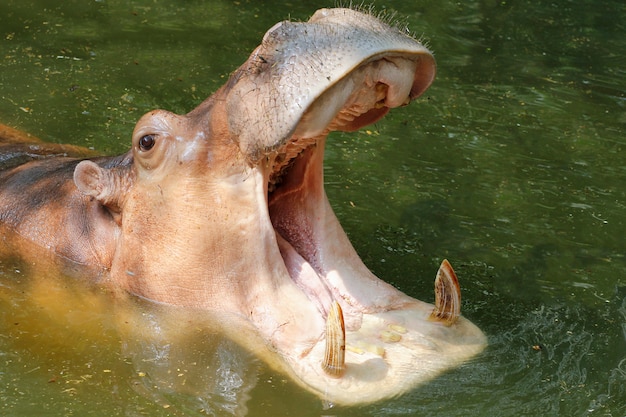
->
[260, 56, 453, 377]
[266, 55, 431, 314]
[267, 57, 415, 308]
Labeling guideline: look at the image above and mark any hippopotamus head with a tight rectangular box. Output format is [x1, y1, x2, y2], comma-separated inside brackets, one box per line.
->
[68, 8, 485, 404]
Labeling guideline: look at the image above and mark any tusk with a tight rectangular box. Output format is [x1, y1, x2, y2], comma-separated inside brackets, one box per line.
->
[322, 301, 346, 377]
[429, 259, 461, 326]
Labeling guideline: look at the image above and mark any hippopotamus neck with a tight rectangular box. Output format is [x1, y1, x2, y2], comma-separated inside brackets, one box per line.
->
[0, 153, 132, 272]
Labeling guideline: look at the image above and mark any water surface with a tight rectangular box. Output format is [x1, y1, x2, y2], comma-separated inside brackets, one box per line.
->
[1, 0, 624, 415]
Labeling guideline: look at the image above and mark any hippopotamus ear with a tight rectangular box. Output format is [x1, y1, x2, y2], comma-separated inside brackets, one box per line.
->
[73, 160, 124, 219]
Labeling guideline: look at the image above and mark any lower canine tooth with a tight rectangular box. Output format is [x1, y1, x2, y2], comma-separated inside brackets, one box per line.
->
[322, 301, 346, 378]
[429, 259, 462, 326]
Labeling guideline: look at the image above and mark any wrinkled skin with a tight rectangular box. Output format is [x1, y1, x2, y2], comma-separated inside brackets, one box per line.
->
[0, 8, 486, 405]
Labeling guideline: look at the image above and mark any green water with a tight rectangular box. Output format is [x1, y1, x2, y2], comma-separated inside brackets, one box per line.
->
[1, 0, 624, 415]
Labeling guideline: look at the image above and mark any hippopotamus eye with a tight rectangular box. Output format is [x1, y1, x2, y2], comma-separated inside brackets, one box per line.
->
[138, 134, 156, 151]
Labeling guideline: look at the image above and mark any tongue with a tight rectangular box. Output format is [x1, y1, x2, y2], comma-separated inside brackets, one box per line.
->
[276, 233, 334, 318]
[275, 233, 366, 332]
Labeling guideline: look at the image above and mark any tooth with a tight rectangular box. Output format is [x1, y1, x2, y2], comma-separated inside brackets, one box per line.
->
[346, 345, 364, 355]
[429, 259, 461, 326]
[380, 330, 402, 343]
[322, 301, 346, 378]
[388, 324, 408, 334]
[365, 344, 385, 357]
[353, 341, 385, 357]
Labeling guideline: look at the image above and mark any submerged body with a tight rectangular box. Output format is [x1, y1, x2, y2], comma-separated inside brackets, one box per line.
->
[0, 8, 486, 405]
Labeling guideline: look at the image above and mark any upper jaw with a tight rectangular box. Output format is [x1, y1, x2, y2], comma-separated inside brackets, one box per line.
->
[265, 50, 433, 190]
[224, 7, 435, 163]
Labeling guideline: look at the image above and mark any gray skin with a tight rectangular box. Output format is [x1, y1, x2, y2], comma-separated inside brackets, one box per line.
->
[0, 8, 485, 405]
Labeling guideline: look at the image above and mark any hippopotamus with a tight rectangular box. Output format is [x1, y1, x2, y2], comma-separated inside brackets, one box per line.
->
[0, 8, 486, 405]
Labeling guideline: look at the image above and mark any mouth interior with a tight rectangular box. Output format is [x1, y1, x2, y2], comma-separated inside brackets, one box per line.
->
[265, 56, 424, 319]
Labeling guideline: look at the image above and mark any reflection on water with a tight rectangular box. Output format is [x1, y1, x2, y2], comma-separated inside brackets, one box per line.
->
[1, 0, 625, 415]
[118, 308, 259, 416]
[0, 267, 261, 416]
